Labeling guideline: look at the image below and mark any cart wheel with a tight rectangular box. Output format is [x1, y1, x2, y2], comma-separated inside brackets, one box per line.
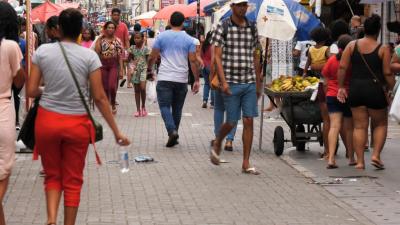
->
[273, 126, 284, 156]
[295, 125, 306, 152]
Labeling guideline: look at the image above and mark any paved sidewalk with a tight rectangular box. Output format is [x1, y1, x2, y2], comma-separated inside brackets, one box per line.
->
[6, 86, 374, 225]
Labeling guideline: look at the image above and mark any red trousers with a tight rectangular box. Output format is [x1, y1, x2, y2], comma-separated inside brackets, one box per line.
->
[101, 57, 119, 105]
[35, 106, 91, 207]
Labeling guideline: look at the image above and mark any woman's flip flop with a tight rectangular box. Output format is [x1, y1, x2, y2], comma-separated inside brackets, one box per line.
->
[371, 160, 385, 170]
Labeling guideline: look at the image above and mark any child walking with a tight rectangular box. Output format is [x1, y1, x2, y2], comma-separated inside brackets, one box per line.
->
[303, 27, 331, 159]
[129, 32, 150, 117]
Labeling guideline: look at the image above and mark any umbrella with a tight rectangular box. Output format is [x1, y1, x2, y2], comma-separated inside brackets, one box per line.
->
[134, 10, 157, 20]
[31, 0, 63, 24]
[360, 0, 392, 3]
[203, 0, 230, 15]
[153, 4, 191, 20]
[58, 2, 80, 9]
[185, 0, 214, 17]
[219, 0, 320, 41]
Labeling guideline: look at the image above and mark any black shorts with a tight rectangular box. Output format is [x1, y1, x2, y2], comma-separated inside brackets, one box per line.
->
[326, 96, 352, 117]
[348, 79, 387, 110]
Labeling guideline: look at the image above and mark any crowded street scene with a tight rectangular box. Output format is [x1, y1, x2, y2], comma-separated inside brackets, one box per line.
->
[1, 0, 400, 224]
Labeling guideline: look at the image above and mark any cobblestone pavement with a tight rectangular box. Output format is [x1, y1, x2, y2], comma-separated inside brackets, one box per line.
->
[6, 86, 375, 225]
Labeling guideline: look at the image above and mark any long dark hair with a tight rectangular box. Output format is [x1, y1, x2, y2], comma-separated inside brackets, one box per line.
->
[0, 2, 19, 44]
[202, 31, 213, 54]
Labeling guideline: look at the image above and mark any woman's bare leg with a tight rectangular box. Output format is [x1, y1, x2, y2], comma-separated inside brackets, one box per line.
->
[327, 113, 342, 167]
[46, 189, 62, 224]
[0, 177, 9, 225]
[351, 106, 369, 169]
[368, 108, 388, 165]
[343, 117, 355, 164]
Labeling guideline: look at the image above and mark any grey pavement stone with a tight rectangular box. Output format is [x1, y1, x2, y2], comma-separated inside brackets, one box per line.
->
[5, 86, 374, 225]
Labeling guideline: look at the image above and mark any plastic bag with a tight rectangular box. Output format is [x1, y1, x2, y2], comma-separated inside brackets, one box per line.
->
[389, 86, 400, 122]
[146, 80, 157, 104]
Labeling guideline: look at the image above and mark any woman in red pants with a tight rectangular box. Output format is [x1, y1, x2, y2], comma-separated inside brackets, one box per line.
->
[27, 9, 130, 225]
[95, 21, 124, 114]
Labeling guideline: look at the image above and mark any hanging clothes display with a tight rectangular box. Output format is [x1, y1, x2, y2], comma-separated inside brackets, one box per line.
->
[271, 39, 294, 79]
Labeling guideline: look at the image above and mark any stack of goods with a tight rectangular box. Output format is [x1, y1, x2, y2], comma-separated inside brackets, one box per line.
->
[268, 75, 319, 92]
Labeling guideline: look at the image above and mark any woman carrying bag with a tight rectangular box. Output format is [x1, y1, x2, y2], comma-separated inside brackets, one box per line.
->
[26, 9, 130, 225]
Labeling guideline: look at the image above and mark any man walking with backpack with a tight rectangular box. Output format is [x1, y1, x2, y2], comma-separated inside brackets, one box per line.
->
[210, 0, 262, 175]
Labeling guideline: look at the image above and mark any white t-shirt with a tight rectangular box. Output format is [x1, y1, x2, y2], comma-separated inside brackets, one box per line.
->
[295, 40, 315, 69]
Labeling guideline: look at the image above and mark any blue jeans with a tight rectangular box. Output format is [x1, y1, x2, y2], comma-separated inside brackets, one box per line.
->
[156, 81, 188, 134]
[214, 90, 237, 141]
[202, 67, 214, 104]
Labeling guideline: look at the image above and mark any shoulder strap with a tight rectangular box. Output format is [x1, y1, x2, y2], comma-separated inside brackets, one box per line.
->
[356, 41, 383, 86]
[222, 18, 230, 42]
[250, 21, 256, 39]
[58, 42, 97, 125]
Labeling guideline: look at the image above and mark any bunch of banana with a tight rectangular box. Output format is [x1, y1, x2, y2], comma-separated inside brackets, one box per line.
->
[281, 78, 294, 91]
[268, 76, 320, 92]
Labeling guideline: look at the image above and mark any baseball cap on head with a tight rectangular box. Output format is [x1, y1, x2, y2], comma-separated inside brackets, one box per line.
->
[231, 0, 248, 4]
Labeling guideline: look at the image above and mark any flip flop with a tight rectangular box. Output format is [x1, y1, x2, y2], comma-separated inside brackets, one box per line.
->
[348, 162, 357, 166]
[210, 149, 220, 165]
[119, 79, 127, 87]
[371, 160, 385, 170]
[326, 164, 338, 169]
[242, 167, 260, 175]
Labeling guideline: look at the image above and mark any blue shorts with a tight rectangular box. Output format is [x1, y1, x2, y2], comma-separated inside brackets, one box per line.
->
[222, 83, 258, 123]
[326, 96, 352, 118]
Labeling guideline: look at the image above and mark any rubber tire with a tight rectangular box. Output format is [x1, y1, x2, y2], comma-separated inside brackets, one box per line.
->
[273, 126, 285, 156]
[295, 125, 306, 151]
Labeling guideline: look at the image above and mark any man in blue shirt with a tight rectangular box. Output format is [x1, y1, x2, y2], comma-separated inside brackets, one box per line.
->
[148, 12, 200, 147]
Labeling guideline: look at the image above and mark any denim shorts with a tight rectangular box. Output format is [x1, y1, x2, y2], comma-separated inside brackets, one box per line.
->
[326, 96, 352, 118]
[222, 83, 258, 123]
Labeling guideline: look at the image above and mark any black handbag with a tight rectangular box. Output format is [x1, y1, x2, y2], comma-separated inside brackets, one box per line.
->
[17, 97, 40, 150]
[58, 42, 103, 142]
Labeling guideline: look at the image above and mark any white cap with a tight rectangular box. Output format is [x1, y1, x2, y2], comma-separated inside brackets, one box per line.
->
[231, 0, 249, 4]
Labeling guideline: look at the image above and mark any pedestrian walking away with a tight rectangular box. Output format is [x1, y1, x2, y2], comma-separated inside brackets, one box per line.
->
[322, 34, 355, 169]
[201, 31, 215, 109]
[337, 14, 396, 170]
[148, 11, 200, 148]
[211, 0, 262, 175]
[128, 32, 150, 117]
[26, 9, 130, 225]
[303, 27, 331, 159]
[95, 21, 124, 114]
[0, 2, 25, 224]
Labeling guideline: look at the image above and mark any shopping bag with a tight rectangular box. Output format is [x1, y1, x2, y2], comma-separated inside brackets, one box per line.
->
[146, 80, 157, 104]
[18, 97, 40, 150]
[389, 86, 400, 122]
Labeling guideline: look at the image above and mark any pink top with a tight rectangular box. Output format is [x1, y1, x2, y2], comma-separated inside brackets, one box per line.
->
[0, 39, 23, 99]
[201, 46, 212, 68]
[81, 40, 93, 48]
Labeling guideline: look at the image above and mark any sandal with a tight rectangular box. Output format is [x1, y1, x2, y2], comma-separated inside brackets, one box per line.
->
[242, 167, 260, 175]
[141, 108, 148, 117]
[119, 79, 127, 87]
[127, 83, 133, 88]
[210, 149, 220, 165]
[371, 160, 385, 170]
[210, 139, 215, 147]
[224, 141, 233, 151]
[326, 164, 338, 169]
[134, 111, 141, 117]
